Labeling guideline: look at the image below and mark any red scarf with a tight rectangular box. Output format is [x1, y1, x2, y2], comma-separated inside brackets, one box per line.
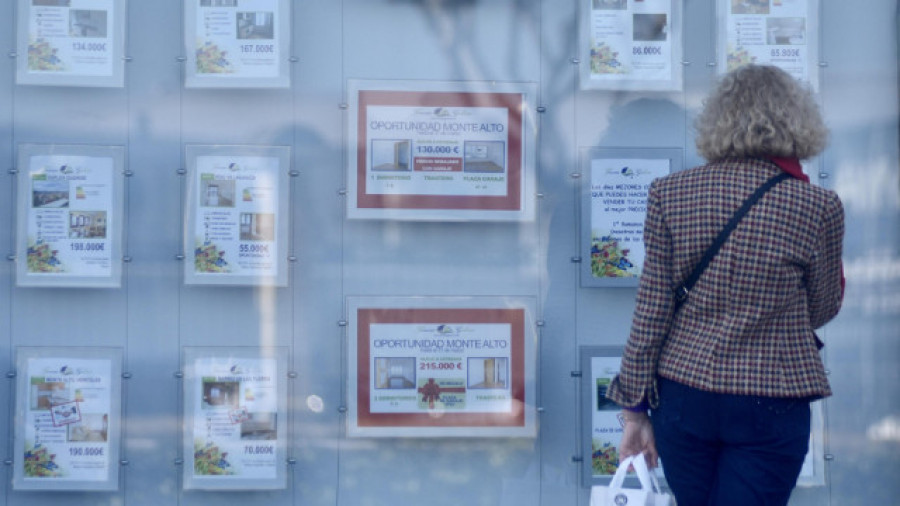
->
[768, 156, 809, 182]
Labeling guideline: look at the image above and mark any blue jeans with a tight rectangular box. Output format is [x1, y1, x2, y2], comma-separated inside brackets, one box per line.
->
[651, 378, 811, 506]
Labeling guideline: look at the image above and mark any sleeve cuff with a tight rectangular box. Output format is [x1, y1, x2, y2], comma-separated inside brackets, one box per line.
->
[623, 400, 650, 413]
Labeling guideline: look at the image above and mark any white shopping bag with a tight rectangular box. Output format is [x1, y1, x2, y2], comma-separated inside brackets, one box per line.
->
[590, 453, 674, 506]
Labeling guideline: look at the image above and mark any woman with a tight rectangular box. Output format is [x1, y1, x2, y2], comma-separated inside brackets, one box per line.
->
[606, 64, 844, 506]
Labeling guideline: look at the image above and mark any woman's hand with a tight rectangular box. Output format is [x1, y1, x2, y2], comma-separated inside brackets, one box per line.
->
[619, 411, 659, 469]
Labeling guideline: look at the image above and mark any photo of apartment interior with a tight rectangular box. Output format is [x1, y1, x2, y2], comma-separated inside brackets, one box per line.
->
[32, 0, 71, 6]
[240, 412, 277, 440]
[633, 13, 668, 42]
[30, 381, 69, 410]
[202, 381, 240, 409]
[69, 211, 107, 239]
[766, 17, 806, 45]
[463, 141, 505, 173]
[200, 0, 237, 6]
[69, 10, 108, 38]
[68, 414, 109, 442]
[468, 358, 508, 389]
[371, 140, 411, 171]
[239, 213, 275, 241]
[375, 358, 416, 389]
[237, 12, 275, 40]
[732, 0, 770, 15]
[592, 0, 627, 10]
[595, 379, 619, 411]
[202, 178, 235, 207]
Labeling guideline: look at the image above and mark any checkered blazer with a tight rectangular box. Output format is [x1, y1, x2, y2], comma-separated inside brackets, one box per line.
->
[607, 158, 844, 408]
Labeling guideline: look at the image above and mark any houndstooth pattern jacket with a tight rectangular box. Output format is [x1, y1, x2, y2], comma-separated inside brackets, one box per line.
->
[607, 158, 844, 408]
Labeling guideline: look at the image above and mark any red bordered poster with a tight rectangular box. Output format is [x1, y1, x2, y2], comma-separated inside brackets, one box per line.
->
[347, 80, 537, 221]
[347, 297, 537, 437]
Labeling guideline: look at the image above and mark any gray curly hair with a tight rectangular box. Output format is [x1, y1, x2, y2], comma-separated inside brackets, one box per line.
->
[694, 65, 827, 161]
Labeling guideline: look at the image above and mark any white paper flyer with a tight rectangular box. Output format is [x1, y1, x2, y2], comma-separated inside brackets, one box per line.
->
[21, 356, 114, 483]
[25, 154, 116, 279]
[189, 152, 284, 284]
[24, 0, 117, 79]
[188, 355, 281, 484]
[583, 0, 681, 90]
[590, 356, 624, 477]
[722, 0, 818, 88]
[588, 158, 669, 279]
[186, 0, 289, 87]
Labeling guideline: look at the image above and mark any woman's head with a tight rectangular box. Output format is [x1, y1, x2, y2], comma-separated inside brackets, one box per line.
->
[694, 64, 827, 161]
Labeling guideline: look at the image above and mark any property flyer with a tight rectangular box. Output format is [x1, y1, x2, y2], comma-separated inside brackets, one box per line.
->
[23, 0, 117, 79]
[348, 81, 536, 221]
[584, 0, 680, 90]
[187, 0, 288, 87]
[721, 0, 817, 87]
[186, 355, 282, 486]
[590, 355, 624, 478]
[22, 151, 118, 283]
[588, 157, 669, 279]
[186, 146, 289, 286]
[17, 353, 117, 488]
[349, 301, 537, 437]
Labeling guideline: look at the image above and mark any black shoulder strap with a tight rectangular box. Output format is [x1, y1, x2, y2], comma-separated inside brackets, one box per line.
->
[673, 171, 791, 309]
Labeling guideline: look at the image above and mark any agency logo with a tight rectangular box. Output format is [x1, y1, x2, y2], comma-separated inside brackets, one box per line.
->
[605, 165, 651, 179]
[614, 493, 629, 505]
[432, 107, 453, 118]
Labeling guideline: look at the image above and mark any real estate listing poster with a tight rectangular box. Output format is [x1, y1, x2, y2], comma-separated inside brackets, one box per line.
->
[719, 0, 819, 90]
[347, 80, 537, 221]
[16, 0, 126, 87]
[16, 144, 125, 288]
[347, 297, 537, 438]
[580, 0, 682, 90]
[182, 347, 288, 490]
[13, 347, 122, 491]
[580, 148, 678, 287]
[580, 348, 625, 484]
[578, 344, 823, 488]
[185, 0, 290, 88]
[184, 145, 290, 286]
